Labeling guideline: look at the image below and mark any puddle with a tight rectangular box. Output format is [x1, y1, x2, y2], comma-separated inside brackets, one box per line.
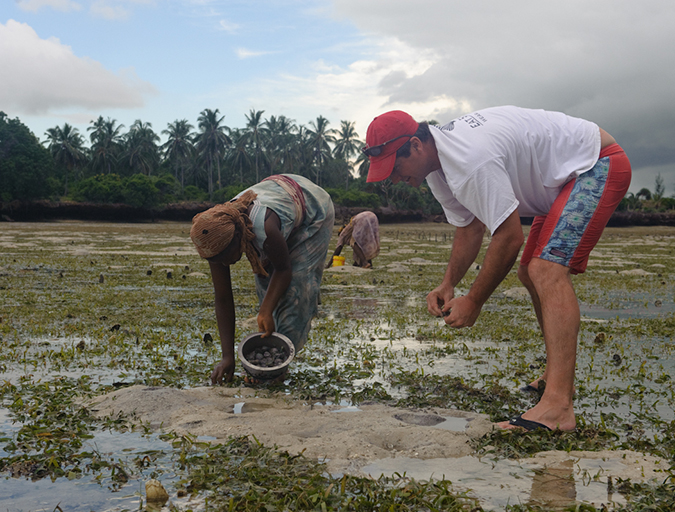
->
[391, 412, 469, 432]
[362, 455, 629, 510]
[0, 429, 178, 512]
[434, 416, 470, 432]
[230, 402, 274, 414]
[331, 405, 361, 413]
[580, 301, 675, 319]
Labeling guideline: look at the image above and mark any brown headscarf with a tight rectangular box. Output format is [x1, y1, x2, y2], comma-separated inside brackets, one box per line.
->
[190, 190, 268, 276]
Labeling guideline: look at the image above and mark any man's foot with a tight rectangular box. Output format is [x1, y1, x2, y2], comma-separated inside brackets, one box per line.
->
[496, 402, 576, 432]
[520, 379, 545, 394]
[505, 414, 551, 431]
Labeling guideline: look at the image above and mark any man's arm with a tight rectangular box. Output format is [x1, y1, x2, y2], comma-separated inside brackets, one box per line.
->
[427, 216, 486, 316]
[445, 210, 524, 328]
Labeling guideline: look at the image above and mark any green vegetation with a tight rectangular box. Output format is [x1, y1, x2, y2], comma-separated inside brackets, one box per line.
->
[0, 109, 445, 214]
[0, 112, 58, 202]
[1, 223, 675, 510]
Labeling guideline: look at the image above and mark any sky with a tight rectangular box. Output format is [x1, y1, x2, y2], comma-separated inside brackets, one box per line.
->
[2, 0, 675, 194]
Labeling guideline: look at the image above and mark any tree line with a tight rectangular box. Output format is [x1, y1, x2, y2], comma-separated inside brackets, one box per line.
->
[2, 108, 671, 216]
[0, 109, 443, 213]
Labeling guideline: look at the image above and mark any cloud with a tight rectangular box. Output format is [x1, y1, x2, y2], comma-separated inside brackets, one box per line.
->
[90, 0, 130, 19]
[236, 47, 275, 59]
[16, 0, 82, 11]
[86, 0, 157, 20]
[0, 20, 157, 116]
[329, 0, 675, 173]
[218, 18, 239, 33]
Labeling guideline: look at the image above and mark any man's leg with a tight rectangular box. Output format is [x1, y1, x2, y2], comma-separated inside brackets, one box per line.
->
[522, 257, 578, 430]
[517, 263, 547, 387]
[518, 218, 548, 389]
[500, 257, 578, 431]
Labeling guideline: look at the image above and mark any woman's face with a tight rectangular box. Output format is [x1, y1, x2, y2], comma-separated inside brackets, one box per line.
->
[207, 233, 242, 266]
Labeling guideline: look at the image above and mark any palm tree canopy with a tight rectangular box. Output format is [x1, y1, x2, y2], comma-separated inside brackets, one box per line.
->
[333, 120, 361, 161]
[88, 116, 124, 173]
[195, 109, 231, 154]
[162, 119, 195, 163]
[44, 123, 86, 169]
[122, 120, 161, 175]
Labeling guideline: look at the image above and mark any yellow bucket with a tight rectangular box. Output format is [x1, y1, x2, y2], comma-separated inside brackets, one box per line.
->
[332, 255, 345, 267]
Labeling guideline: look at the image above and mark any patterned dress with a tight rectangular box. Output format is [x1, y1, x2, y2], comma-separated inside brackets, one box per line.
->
[237, 174, 334, 350]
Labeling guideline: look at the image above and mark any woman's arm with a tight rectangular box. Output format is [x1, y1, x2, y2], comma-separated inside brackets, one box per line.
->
[209, 261, 237, 384]
[257, 209, 292, 337]
[325, 242, 344, 268]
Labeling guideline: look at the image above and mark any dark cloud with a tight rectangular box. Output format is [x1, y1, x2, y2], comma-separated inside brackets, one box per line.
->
[335, 0, 675, 190]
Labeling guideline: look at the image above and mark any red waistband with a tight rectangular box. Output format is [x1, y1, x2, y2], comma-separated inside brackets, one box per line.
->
[599, 143, 625, 158]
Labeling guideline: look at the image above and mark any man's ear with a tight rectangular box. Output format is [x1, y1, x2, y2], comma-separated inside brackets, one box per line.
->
[410, 136, 423, 154]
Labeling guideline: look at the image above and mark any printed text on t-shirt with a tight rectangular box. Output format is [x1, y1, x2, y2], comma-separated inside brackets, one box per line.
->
[459, 113, 487, 129]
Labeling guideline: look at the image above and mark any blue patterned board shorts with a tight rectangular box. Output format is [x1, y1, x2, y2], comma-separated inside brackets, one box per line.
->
[521, 144, 631, 274]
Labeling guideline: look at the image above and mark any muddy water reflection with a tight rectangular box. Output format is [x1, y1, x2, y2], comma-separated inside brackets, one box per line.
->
[0, 429, 174, 512]
[363, 455, 627, 510]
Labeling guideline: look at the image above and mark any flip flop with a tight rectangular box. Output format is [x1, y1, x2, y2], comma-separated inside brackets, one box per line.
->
[519, 384, 539, 393]
[508, 414, 552, 431]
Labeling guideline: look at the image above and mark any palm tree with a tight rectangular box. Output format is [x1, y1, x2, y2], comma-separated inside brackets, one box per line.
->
[162, 119, 195, 192]
[226, 128, 252, 185]
[636, 188, 652, 201]
[333, 120, 361, 189]
[44, 123, 86, 196]
[121, 120, 160, 176]
[88, 116, 123, 175]
[306, 116, 335, 186]
[264, 115, 298, 175]
[244, 109, 266, 182]
[355, 151, 370, 179]
[333, 120, 360, 161]
[622, 192, 641, 211]
[195, 109, 231, 199]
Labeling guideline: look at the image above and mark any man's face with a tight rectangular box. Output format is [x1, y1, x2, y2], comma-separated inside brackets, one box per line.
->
[390, 153, 424, 188]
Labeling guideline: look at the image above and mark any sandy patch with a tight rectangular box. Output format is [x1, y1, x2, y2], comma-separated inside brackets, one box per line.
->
[86, 385, 491, 477]
[85, 385, 666, 507]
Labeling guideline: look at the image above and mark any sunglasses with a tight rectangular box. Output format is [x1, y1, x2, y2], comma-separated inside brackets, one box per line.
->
[361, 134, 414, 157]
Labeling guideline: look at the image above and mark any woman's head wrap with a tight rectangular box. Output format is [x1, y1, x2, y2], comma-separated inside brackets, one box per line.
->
[190, 190, 268, 276]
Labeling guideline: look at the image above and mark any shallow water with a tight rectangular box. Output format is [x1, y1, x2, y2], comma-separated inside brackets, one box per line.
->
[363, 455, 630, 511]
[0, 427, 177, 512]
[3, 221, 675, 510]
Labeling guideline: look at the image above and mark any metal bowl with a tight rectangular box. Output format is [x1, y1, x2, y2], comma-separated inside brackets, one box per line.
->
[237, 332, 295, 380]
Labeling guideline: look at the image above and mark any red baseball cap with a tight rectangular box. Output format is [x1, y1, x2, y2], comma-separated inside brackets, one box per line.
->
[364, 110, 419, 182]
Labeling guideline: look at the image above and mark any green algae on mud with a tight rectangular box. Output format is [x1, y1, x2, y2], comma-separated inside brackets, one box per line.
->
[1, 221, 675, 510]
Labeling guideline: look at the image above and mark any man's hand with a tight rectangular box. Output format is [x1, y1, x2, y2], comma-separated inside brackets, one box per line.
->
[257, 311, 275, 338]
[444, 295, 482, 328]
[426, 283, 454, 317]
[211, 355, 235, 384]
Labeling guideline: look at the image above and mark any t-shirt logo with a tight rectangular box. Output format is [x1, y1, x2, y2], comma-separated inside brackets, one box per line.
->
[440, 121, 455, 132]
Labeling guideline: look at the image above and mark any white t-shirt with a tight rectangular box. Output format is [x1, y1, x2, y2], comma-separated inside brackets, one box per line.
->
[425, 106, 601, 234]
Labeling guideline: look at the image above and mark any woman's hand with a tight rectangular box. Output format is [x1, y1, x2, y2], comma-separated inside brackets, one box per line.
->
[258, 310, 276, 338]
[211, 355, 235, 384]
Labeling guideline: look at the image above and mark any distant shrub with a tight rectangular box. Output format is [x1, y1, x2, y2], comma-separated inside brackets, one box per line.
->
[183, 185, 207, 202]
[326, 188, 381, 209]
[71, 174, 125, 203]
[122, 174, 159, 208]
[213, 184, 249, 203]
